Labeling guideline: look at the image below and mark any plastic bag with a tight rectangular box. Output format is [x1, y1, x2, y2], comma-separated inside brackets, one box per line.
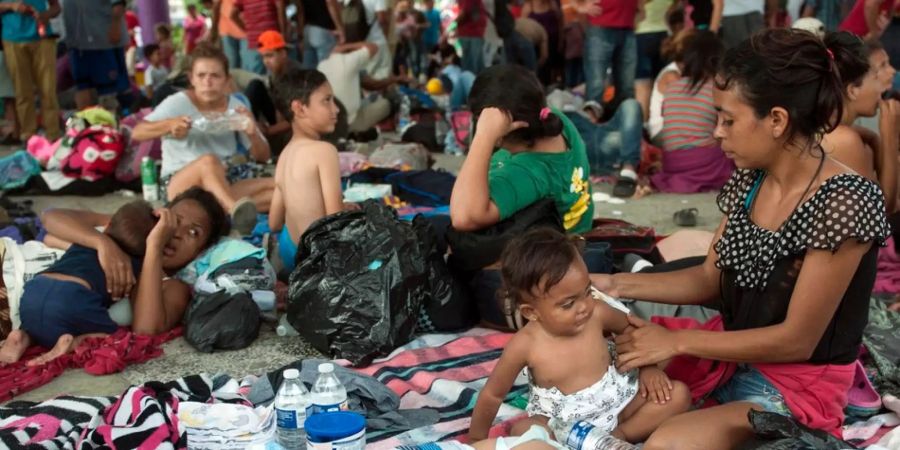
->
[743, 410, 853, 450]
[0, 151, 41, 190]
[184, 290, 261, 353]
[286, 201, 428, 366]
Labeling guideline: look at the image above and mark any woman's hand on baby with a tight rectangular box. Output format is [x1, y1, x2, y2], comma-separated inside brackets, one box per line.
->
[615, 315, 679, 372]
[638, 366, 673, 404]
[98, 238, 136, 298]
[147, 208, 177, 251]
[589, 273, 618, 297]
[474, 108, 529, 145]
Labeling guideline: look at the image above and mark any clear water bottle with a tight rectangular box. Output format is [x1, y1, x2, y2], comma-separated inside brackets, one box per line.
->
[398, 96, 412, 133]
[274, 368, 311, 449]
[276, 314, 299, 337]
[310, 363, 349, 414]
[193, 110, 250, 133]
[550, 419, 637, 450]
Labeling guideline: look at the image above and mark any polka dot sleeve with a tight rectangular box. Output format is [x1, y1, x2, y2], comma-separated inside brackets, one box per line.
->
[805, 176, 890, 252]
[716, 169, 761, 215]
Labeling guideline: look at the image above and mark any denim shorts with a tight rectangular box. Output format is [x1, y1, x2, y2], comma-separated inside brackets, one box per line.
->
[712, 365, 792, 416]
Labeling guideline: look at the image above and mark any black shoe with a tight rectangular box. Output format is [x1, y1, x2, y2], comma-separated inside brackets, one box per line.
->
[613, 177, 637, 198]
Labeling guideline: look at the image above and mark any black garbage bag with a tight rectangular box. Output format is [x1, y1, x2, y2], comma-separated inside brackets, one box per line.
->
[184, 290, 262, 353]
[412, 215, 476, 333]
[739, 410, 854, 450]
[287, 201, 428, 366]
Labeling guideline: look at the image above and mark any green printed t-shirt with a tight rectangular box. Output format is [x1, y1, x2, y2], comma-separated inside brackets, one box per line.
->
[488, 110, 594, 234]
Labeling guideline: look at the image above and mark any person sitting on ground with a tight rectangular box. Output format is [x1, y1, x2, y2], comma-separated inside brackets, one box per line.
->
[561, 97, 644, 198]
[437, 43, 476, 112]
[645, 28, 694, 141]
[268, 69, 344, 275]
[0, 201, 155, 365]
[155, 23, 176, 69]
[649, 30, 734, 194]
[143, 44, 170, 100]
[451, 64, 594, 234]
[317, 41, 405, 135]
[0, 188, 230, 365]
[244, 30, 302, 155]
[132, 43, 273, 235]
[822, 32, 898, 213]
[591, 29, 891, 447]
[469, 228, 690, 446]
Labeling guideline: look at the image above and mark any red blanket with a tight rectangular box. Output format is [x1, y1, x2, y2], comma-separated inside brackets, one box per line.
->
[653, 316, 854, 437]
[0, 327, 182, 402]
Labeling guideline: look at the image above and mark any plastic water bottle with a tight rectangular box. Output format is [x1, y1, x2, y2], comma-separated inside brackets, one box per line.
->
[550, 419, 637, 450]
[276, 315, 299, 337]
[274, 368, 311, 449]
[398, 96, 412, 133]
[310, 363, 349, 414]
[193, 110, 250, 133]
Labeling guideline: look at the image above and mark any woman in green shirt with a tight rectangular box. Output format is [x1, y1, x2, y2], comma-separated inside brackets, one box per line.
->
[450, 64, 595, 235]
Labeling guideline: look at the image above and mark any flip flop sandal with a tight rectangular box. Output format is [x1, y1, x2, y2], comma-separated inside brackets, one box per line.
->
[674, 208, 699, 227]
[612, 177, 637, 198]
[846, 360, 882, 418]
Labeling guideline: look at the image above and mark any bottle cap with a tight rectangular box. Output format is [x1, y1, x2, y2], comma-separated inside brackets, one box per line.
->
[318, 363, 334, 374]
[284, 368, 300, 379]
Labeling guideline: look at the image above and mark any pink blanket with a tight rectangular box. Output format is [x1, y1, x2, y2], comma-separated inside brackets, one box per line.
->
[874, 237, 900, 294]
[650, 146, 735, 193]
[653, 316, 854, 437]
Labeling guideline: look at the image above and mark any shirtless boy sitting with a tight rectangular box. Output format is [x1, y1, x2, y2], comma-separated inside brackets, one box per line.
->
[268, 69, 344, 273]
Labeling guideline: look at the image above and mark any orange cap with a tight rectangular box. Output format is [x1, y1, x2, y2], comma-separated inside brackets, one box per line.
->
[258, 30, 286, 51]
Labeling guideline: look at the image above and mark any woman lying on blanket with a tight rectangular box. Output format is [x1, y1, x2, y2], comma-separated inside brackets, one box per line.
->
[0, 188, 228, 366]
[591, 29, 891, 448]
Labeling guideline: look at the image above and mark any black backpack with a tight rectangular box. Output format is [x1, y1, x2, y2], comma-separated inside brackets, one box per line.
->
[342, 0, 372, 43]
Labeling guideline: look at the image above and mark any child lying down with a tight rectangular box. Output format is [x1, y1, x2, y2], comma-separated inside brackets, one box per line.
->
[468, 228, 690, 448]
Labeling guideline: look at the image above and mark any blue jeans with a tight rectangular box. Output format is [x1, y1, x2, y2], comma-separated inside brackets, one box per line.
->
[504, 31, 537, 71]
[565, 58, 584, 88]
[459, 37, 485, 74]
[302, 25, 337, 69]
[583, 26, 637, 104]
[566, 99, 642, 174]
[221, 35, 247, 70]
[712, 365, 792, 416]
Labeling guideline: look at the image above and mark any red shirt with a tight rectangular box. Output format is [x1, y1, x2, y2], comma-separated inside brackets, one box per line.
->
[457, 0, 488, 37]
[234, 0, 279, 48]
[839, 0, 895, 36]
[125, 11, 139, 48]
[588, 0, 639, 29]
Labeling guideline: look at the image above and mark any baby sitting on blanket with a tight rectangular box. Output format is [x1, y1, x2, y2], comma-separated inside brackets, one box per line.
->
[0, 201, 156, 366]
[468, 228, 690, 448]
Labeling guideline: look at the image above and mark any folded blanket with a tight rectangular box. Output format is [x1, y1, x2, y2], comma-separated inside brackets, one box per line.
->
[0, 327, 181, 403]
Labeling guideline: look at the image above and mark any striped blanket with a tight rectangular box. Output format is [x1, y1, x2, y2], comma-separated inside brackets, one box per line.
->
[356, 328, 529, 448]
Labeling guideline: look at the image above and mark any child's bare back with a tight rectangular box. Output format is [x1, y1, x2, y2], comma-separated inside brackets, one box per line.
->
[274, 138, 343, 241]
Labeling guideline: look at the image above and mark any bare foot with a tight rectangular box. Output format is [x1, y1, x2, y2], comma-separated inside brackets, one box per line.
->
[0, 329, 31, 364]
[26, 334, 75, 366]
[889, 302, 900, 312]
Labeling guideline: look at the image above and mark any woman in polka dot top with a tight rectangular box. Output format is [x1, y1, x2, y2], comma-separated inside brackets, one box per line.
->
[591, 29, 890, 448]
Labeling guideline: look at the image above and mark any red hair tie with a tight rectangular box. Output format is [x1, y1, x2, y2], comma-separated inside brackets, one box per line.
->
[539, 107, 551, 121]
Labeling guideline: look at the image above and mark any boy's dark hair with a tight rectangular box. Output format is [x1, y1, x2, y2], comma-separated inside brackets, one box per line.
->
[716, 28, 843, 153]
[169, 187, 230, 249]
[144, 44, 161, 60]
[680, 30, 723, 94]
[438, 43, 461, 66]
[865, 38, 884, 55]
[468, 64, 563, 147]
[154, 23, 172, 39]
[272, 69, 329, 121]
[189, 42, 230, 76]
[824, 31, 869, 90]
[500, 228, 584, 305]
[106, 201, 157, 257]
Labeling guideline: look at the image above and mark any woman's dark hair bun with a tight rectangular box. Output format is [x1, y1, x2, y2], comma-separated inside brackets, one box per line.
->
[468, 64, 564, 146]
[540, 112, 564, 138]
